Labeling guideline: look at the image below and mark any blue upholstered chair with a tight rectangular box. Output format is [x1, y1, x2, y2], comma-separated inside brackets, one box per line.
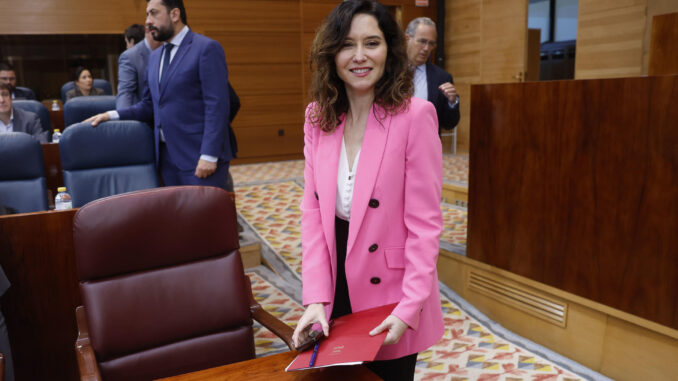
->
[63, 95, 116, 127]
[0, 132, 49, 213]
[60, 79, 113, 103]
[59, 121, 160, 208]
[13, 99, 51, 132]
[14, 86, 37, 100]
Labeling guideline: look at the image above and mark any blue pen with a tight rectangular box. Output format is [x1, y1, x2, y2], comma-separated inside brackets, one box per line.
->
[309, 342, 320, 367]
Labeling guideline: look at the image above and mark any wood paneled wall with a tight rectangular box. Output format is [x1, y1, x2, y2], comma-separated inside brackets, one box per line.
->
[575, 0, 648, 79]
[576, 0, 678, 79]
[469, 75, 678, 330]
[445, 0, 481, 153]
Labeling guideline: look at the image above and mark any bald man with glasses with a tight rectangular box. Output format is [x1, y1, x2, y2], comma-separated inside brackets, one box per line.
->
[405, 17, 460, 136]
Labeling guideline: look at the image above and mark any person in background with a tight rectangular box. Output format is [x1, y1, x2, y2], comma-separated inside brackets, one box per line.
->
[86, 0, 232, 189]
[65, 66, 105, 101]
[0, 62, 36, 100]
[291, 2, 444, 381]
[117, 25, 162, 109]
[124, 24, 146, 50]
[0, 82, 48, 143]
[405, 17, 460, 135]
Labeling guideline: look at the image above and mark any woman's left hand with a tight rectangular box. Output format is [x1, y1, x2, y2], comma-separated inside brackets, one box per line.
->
[369, 314, 408, 345]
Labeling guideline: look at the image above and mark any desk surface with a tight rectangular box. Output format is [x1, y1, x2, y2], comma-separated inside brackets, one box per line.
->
[157, 351, 381, 381]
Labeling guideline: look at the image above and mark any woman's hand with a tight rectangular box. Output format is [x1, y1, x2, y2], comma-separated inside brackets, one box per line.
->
[292, 303, 330, 348]
[369, 314, 408, 345]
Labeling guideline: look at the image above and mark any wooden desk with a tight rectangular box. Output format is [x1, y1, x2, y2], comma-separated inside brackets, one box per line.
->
[157, 351, 381, 381]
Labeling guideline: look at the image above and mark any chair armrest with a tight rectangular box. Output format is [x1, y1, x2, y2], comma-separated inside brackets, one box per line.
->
[246, 275, 295, 350]
[75, 306, 103, 381]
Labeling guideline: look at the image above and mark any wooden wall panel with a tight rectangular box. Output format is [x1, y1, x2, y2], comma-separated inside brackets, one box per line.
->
[643, 0, 678, 73]
[0, 0, 145, 34]
[0, 210, 80, 381]
[575, 1, 647, 79]
[468, 76, 678, 330]
[190, 0, 300, 33]
[445, 0, 481, 153]
[648, 12, 678, 75]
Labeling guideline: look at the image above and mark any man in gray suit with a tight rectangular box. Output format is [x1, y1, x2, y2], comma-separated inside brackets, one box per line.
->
[116, 26, 161, 109]
[0, 83, 48, 143]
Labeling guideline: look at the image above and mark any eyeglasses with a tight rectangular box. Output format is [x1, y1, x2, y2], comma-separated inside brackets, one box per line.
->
[415, 38, 437, 49]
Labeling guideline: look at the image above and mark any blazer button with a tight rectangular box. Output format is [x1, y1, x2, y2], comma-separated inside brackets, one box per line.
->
[368, 244, 378, 252]
[314, 191, 319, 200]
[368, 199, 380, 208]
[370, 277, 381, 285]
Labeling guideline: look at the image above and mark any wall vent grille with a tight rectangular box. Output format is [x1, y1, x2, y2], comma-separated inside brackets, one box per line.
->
[467, 270, 568, 327]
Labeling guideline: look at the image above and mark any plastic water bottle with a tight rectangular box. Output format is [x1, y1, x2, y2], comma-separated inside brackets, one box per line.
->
[54, 187, 72, 210]
[51, 100, 60, 111]
[52, 129, 62, 143]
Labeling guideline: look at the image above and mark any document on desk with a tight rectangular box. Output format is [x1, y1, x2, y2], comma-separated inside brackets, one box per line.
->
[285, 303, 396, 371]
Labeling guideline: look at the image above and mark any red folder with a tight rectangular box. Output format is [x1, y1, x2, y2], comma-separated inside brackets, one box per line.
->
[285, 303, 396, 371]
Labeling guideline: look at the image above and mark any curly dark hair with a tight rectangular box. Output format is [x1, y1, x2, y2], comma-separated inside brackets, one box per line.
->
[309, 0, 412, 132]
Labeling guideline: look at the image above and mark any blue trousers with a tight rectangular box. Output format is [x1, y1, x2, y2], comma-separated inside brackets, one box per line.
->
[159, 142, 230, 189]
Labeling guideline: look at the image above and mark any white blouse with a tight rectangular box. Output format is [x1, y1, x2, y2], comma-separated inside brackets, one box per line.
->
[335, 136, 361, 221]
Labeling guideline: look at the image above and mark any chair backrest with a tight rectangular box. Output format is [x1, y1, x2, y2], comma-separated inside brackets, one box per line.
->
[15, 86, 37, 100]
[73, 186, 251, 380]
[63, 95, 116, 127]
[59, 121, 159, 207]
[0, 132, 49, 213]
[61, 79, 113, 103]
[13, 99, 51, 132]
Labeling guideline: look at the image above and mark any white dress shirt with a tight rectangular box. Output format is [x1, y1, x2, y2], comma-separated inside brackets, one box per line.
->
[336, 136, 361, 221]
[0, 109, 14, 134]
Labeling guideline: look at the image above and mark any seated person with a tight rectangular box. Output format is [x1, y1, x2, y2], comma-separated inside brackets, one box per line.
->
[0, 62, 36, 100]
[65, 66, 105, 101]
[0, 82, 48, 143]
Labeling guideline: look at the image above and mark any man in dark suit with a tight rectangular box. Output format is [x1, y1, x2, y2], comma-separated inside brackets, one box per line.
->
[405, 17, 460, 135]
[88, 0, 232, 189]
[116, 26, 161, 109]
[0, 83, 48, 143]
[0, 62, 36, 101]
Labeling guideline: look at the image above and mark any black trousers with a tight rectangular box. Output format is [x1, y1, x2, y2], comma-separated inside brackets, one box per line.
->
[332, 217, 417, 381]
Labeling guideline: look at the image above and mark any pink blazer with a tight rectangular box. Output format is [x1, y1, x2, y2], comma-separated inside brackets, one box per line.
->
[300, 97, 445, 360]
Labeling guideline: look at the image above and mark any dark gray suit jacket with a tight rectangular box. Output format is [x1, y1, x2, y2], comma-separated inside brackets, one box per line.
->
[11, 107, 48, 143]
[116, 40, 152, 109]
[12, 87, 36, 100]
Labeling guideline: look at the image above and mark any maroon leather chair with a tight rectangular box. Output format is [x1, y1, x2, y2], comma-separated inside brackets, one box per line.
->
[73, 186, 293, 380]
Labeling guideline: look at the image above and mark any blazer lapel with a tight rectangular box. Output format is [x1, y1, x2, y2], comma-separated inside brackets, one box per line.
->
[317, 120, 344, 268]
[160, 31, 194, 97]
[346, 105, 390, 256]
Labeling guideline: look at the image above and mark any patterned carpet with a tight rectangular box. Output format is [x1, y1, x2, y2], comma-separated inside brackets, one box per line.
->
[235, 159, 610, 381]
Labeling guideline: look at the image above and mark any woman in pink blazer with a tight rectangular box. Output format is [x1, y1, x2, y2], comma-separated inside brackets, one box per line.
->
[292, 2, 444, 380]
